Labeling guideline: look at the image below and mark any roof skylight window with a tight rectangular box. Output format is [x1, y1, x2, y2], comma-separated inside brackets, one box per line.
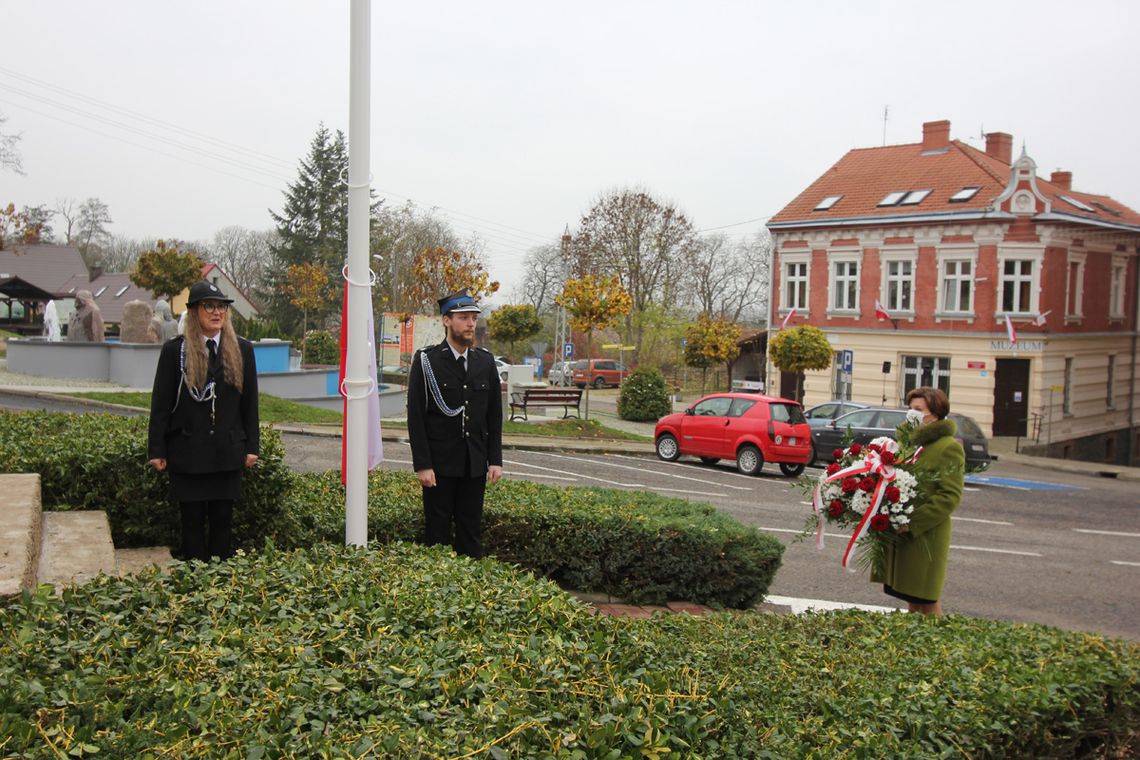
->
[114, 285, 129, 297]
[1091, 201, 1123, 217]
[814, 195, 842, 211]
[94, 286, 108, 297]
[878, 191, 906, 206]
[899, 189, 932, 205]
[1059, 195, 1095, 213]
[949, 186, 981, 202]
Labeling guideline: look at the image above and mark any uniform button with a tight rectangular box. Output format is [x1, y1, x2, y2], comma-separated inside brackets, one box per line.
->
[463, 384, 467, 389]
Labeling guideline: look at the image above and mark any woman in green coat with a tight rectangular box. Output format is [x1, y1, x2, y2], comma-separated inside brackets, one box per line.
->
[872, 386, 965, 615]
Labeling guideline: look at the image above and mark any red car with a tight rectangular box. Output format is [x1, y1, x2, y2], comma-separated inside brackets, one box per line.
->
[654, 392, 813, 477]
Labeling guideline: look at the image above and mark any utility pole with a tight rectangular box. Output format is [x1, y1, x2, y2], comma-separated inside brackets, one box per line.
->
[557, 225, 572, 374]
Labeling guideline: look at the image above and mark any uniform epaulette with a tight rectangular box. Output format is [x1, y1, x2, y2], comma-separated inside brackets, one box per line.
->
[474, 346, 491, 354]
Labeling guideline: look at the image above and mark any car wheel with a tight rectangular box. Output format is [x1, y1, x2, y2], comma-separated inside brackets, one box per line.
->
[699, 456, 719, 465]
[779, 462, 805, 478]
[593, 376, 606, 389]
[656, 433, 680, 462]
[736, 444, 763, 476]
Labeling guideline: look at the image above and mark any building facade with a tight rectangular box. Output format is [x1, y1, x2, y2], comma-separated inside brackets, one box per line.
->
[767, 120, 1140, 462]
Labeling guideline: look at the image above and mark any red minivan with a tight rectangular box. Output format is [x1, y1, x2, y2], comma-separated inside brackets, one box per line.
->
[653, 392, 812, 476]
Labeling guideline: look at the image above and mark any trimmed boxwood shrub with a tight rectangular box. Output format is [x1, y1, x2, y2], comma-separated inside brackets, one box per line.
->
[0, 410, 293, 552]
[0, 410, 780, 607]
[618, 366, 672, 421]
[0, 545, 1136, 758]
[301, 329, 339, 365]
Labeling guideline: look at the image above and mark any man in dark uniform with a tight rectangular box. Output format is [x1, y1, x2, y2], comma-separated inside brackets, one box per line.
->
[406, 289, 503, 558]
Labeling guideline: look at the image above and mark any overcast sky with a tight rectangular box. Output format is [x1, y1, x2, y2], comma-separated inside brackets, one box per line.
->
[3, 1, 1138, 298]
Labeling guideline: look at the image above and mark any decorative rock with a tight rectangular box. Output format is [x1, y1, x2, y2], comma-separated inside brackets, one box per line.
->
[151, 299, 179, 342]
[120, 300, 158, 343]
[66, 290, 104, 342]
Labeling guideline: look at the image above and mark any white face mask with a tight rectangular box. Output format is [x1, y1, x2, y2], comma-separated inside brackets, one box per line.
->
[906, 408, 926, 426]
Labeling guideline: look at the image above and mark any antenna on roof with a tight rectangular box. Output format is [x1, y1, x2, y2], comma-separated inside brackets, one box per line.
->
[882, 105, 889, 146]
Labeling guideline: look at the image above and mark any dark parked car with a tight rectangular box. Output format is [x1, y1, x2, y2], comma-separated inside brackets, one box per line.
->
[804, 400, 870, 429]
[654, 392, 812, 476]
[810, 406, 991, 471]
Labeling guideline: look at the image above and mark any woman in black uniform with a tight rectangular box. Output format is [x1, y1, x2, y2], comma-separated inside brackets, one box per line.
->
[147, 281, 259, 561]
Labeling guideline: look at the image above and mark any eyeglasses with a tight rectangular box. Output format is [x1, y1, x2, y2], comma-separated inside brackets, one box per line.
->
[198, 301, 229, 313]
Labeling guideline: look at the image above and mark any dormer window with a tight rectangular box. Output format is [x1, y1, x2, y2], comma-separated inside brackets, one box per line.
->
[949, 186, 980, 202]
[900, 189, 932, 206]
[814, 195, 842, 211]
[1059, 195, 1095, 213]
[878, 191, 906, 207]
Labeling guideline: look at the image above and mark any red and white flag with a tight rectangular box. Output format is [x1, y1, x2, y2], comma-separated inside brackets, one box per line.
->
[874, 299, 891, 321]
[1004, 313, 1018, 345]
[780, 308, 797, 329]
[339, 281, 384, 484]
[1033, 310, 1051, 327]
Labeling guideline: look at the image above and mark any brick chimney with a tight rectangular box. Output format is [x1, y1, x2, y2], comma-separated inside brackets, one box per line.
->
[1050, 170, 1072, 191]
[985, 132, 1013, 164]
[922, 120, 951, 151]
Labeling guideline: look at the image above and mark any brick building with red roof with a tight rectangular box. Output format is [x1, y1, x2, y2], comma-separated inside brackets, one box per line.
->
[768, 120, 1140, 462]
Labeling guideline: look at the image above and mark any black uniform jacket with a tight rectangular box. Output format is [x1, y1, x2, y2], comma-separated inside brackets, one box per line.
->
[406, 341, 503, 477]
[148, 336, 260, 474]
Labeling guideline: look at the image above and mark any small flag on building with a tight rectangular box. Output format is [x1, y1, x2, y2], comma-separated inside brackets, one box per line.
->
[874, 299, 891, 321]
[1033, 310, 1051, 327]
[780, 308, 797, 329]
[1004, 313, 1018, 345]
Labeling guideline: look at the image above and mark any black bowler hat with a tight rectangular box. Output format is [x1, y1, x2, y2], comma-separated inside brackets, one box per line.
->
[437, 289, 481, 315]
[187, 281, 235, 306]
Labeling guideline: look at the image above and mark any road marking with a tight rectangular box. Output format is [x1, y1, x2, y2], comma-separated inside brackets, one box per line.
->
[965, 474, 1083, 491]
[505, 472, 576, 482]
[765, 595, 895, 614]
[761, 526, 848, 540]
[650, 487, 729, 496]
[539, 451, 753, 490]
[953, 517, 1014, 526]
[1073, 529, 1140, 538]
[950, 544, 1042, 557]
[502, 458, 639, 488]
[1110, 560, 1140, 567]
[607, 453, 763, 482]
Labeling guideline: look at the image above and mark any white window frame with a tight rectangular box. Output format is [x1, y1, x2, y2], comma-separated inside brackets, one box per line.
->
[880, 247, 917, 317]
[779, 250, 811, 316]
[901, 355, 952, 397]
[1065, 251, 1086, 321]
[1109, 254, 1128, 320]
[996, 245, 1044, 318]
[826, 248, 862, 317]
[935, 245, 977, 319]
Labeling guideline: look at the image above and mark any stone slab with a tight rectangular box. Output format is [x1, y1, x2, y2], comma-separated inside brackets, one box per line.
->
[115, 546, 174, 577]
[37, 511, 117, 589]
[0, 474, 42, 595]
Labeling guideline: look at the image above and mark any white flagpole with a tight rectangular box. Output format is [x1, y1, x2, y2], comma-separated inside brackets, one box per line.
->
[345, 0, 371, 546]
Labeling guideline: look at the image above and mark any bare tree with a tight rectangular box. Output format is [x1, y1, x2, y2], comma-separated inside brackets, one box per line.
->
[55, 198, 80, 244]
[370, 201, 463, 315]
[687, 230, 770, 324]
[573, 187, 699, 349]
[515, 242, 570, 314]
[0, 113, 22, 174]
[100, 235, 151, 273]
[76, 197, 113, 265]
[210, 226, 276, 295]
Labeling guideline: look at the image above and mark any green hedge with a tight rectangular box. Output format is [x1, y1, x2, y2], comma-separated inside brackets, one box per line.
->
[0, 410, 780, 607]
[301, 329, 339, 365]
[618, 366, 672, 421]
[1, 545, 1136, 758]
[0, 410, 293, 552]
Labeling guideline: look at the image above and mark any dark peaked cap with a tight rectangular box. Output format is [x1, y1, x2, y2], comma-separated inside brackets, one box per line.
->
[438, 289, 481, 315]
[187, 280, 234, 306]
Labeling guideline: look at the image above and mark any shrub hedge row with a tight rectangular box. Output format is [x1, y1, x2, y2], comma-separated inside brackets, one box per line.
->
[1, 545, 1136, 758]
[0, 410, 782, 607]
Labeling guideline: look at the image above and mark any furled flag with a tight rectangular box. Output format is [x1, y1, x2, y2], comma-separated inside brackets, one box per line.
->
[1033, 310, 1051, 327]
[874, 299, 891, 321]
[339, 281, 384, 484]
[1004, 313, 1018, 345]
[780, 308, 797, 329]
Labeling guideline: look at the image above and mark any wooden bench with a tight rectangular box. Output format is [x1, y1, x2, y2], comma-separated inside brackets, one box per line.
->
[509, 387, 584, 421]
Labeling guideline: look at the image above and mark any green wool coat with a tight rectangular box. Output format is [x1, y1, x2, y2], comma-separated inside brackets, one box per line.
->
[871, 418, 965, 601]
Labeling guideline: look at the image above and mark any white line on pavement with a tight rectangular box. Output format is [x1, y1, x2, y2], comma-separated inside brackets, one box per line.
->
[650, 487, 729, 496]
[506, 472, 576, 482]
[502, 458, 639, 488]
[1073, 529, 1140, 538]
[536, 451, 753, 490]
[950, 544, 1042, 557]
[607, 452, 764, 482]
[761, 526, 848, 540]
[765, 595, 896, 614]
[953, 517, 1014, 526]
[1110, 560, 1140, 567]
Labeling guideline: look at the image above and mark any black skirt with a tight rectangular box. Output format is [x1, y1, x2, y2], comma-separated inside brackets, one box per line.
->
[883, 583, 937, 605]
[169, 469, 242, 502]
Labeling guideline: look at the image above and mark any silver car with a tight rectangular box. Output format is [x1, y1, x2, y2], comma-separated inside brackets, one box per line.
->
[548, 360, 573, 386]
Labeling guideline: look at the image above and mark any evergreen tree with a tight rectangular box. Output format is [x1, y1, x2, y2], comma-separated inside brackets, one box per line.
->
[265, 124, 349, 334]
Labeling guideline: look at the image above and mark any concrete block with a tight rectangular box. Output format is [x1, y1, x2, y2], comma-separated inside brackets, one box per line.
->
[0, 474, 42, 595]
[37, 511, 117, 589]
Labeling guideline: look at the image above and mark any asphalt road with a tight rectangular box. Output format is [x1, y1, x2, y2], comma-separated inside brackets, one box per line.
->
[283, 432, 1140, 641]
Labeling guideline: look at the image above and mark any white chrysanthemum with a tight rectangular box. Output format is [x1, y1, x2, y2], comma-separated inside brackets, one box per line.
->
[848, 490, 871, 514]
[871, 436, 899, 454]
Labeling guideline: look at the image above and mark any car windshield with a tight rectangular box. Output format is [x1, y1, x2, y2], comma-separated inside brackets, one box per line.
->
[951, 414, 985, 438]
[771, 403, 806, 425]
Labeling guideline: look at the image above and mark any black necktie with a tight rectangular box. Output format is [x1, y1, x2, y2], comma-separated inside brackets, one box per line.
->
[457, 354, 466, 376]
[207, 339, 218, 371]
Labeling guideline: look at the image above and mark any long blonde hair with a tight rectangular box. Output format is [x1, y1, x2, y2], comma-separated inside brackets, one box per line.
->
[182, 305, 244, 392]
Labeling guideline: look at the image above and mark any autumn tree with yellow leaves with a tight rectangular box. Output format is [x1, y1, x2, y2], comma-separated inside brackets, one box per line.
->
[683, 313, 742, 393]
[556, 274, 632, 417]
[282, 262, 330, 359]
[403, 246, 499, 321]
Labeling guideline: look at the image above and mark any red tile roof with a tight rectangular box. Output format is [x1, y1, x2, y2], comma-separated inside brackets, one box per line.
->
[770, 139, 1140, 230]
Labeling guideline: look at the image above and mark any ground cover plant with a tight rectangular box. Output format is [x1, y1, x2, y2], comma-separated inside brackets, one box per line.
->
[0, 410, 778, 607]
[500, 417, 650, 441]
[0, 545, 1136, 758]
[65, 390, 344, 424]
